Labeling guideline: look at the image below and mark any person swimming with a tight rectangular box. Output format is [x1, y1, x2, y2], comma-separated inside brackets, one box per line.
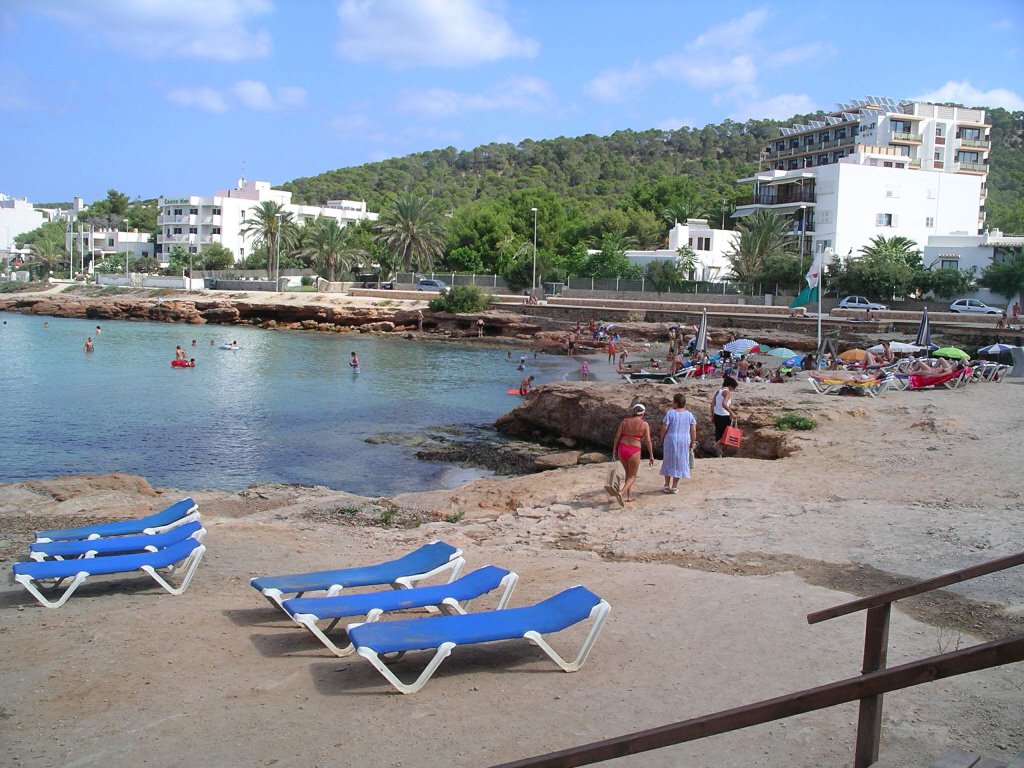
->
[84, 336, 94, 353]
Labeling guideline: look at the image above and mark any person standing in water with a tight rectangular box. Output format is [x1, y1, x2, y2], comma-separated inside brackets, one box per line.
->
[175, 345, 187, 360]
[349, 351, 360, 372]
[84, 336, 94, 352]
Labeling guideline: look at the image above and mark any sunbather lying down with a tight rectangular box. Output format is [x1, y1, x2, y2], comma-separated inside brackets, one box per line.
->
[810, 370, 881, 384]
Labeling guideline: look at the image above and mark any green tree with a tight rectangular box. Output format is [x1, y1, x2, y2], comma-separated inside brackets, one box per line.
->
[427, 284, 490, 313]
[373, 193, 446, 274]
[241, 201, 295, 280]
[197, 242, 235, 270]
[979, 247, 1024, 303]
[444, 246, 485, 273]
[725, 210, 794, 281]
[646, 260, 682, 295]
[297, 218, 361, 281]
[26, 240, 69, 279]
[15, 220, 66, 249]
[584, 233, 643, 278]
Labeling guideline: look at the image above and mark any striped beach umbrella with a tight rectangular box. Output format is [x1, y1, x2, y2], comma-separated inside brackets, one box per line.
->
[914, 307, 931, 351]
[978, 343, 1016, 355]
[724, 338, 759, 355]
[768, 347, 797, 358]
[694, 307, 708, 355]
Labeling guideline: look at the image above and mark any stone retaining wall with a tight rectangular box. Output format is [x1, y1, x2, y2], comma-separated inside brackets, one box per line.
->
[830, 308, 998, 324]
[549, 296, 805, 316]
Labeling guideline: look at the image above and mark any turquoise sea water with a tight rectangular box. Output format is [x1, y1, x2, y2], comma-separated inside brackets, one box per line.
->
[0, 311, 575, 495]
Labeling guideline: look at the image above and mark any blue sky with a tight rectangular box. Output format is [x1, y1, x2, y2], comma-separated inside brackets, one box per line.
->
[2, 0, 1022, 204]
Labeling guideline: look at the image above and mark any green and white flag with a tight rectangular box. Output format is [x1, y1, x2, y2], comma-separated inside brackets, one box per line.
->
[789, 260, 820, 308]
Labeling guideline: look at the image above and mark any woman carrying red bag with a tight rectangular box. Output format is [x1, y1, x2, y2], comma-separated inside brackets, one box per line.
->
[712, 376, 739, 457]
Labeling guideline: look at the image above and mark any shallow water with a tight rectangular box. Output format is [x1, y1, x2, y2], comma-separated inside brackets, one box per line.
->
[0, 312, 577, 494]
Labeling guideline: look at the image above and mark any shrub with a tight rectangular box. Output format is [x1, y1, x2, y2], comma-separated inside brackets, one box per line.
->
[0, 281, 36, 294]
[775, 413, 817, 431]
[301, 275, 314, 286]
[428, 284, 490, 313]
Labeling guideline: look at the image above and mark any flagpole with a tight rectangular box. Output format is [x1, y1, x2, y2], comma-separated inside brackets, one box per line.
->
[817, 247, 827, 365]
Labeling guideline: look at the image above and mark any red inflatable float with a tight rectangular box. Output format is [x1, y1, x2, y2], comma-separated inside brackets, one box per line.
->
[171, 359, 196, 368]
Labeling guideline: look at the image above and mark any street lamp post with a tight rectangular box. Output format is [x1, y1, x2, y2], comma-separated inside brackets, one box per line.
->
[530, 207, 538, 295]
[274, 213, 284, 288]
[124, 219, 130, 280]
[798, 204, 807, 285]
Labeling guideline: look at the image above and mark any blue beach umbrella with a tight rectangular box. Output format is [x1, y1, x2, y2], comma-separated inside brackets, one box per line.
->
[978, 343, 1016, 355]
[769, 347, 797, 358]
[782, 354, 804, 368]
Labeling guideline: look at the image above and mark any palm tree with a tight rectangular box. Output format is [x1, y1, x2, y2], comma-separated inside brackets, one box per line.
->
[297, 218, 363, 282]
[676, 245, 698, 280]
[858, 235, 920, 262]
[373, 193, 445, 275]
[241, 201, 295, 280]
[661, 201, 692, 230]
[725, 210, 795, 281]
[27, 240, 69, 280]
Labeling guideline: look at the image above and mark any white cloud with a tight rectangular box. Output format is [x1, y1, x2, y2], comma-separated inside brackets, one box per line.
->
[690, 8, 768, 52]
[585, 64, 650, 102]
[395, 76, 554, 119]
[653, 54, 757, 90]
[167, 87, 228, 114]
[233, 80, 275, 110]
[730, 93, 817, 121]
[31, 0, 272, 60]
[167, 81, 306, 113]
[336, 0, 538, 68]
[916, 80, 1024, 111]
[992, 18, 1015, 33]
[766, 42, 835, 68]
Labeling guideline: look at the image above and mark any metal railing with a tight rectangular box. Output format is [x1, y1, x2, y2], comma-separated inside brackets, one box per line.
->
[493, 551, 1024, 768]
[564, 277, 761, 295]
[891, 131, 923, 142]
[735, 188, 816, 207]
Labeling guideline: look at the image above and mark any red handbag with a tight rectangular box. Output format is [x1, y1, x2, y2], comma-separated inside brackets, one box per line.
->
[721, 425, 743, 447]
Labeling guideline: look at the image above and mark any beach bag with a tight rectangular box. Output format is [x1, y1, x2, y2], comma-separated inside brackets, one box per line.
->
[721, 424, 743, 447]
[606, 464, 623, 490]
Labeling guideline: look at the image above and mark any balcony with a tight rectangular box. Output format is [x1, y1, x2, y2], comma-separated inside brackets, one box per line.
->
[201, 215, 222, 225]
[160, 233, 195, 244]
[959, 138, 991, 149]
[908, 159, 922, 169]
[158, 214, 185, 225]
[891, 131, 923, 143]
[735, 188, 816, 207]
[955, 161, 988, 175]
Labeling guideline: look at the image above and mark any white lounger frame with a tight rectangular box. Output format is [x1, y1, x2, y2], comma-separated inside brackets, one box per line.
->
[13, 542, 207, 609]
[349, 598, 611, 694]
[29, 528, 207, 562]
[259, 553, 466, 613]
[291, 571, 519, 657]
[33, 504, 201, 544]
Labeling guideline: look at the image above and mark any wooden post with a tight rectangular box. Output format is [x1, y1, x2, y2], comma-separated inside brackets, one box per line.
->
[854, 603, 891, 767]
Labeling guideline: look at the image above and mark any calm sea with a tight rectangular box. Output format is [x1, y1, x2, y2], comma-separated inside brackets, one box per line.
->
[0, 311, 577, 495]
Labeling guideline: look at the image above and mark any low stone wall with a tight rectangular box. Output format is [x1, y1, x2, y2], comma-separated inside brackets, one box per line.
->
[830, 308, 998, 325]
[559, 289, 770, 305]
[347, 288, 525, 302]
[550, 296, 804, 316]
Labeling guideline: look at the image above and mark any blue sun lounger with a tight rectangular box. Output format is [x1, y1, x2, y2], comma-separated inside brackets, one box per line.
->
[10, 537, 206, 609]
[34, 497, 199, 543]
[250, 541, 465, 613]
[282, 565, 519, 657]
[28, 521, 206, 561]
[346, 585, 611, 694]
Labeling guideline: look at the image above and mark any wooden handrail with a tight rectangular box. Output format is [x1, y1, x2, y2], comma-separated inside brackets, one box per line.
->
[807, 550, 1024, 624]
[491, 635, 1024, 768]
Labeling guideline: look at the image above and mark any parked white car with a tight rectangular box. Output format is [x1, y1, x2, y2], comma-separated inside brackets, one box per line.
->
[948, 299, 1004, 315]
[838, 295, 888, 311]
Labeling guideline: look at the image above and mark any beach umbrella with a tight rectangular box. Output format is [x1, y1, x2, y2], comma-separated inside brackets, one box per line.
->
[782, 354, 805, 368]
[694, 308, 708, 354]
[768, 347, 797, 358]
[978, 343, 1016, 355]
[724, 338, 759, 355]
[914, 307, 931, 351]
[867, 341, 921, 354]
[838, 348, 867, 362]
[933, 346, 970, 360]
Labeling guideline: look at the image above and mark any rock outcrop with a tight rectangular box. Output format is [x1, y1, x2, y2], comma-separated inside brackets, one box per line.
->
[495, 381, 798, 460]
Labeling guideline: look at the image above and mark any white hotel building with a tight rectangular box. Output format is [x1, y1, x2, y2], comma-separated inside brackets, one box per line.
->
[156, 178, 378, 265]
[734, 97, 990, 265]
[626, 219, 737, 280]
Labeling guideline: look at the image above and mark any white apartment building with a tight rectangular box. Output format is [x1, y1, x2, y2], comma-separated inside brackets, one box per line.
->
[156, 179, 378, 265]
[66, 224, 155, 262]
[734, 97, 990, 262]
[1, 194, 47, 258]
[626, 220, 738, 280]
[923, 229, 1024, 306]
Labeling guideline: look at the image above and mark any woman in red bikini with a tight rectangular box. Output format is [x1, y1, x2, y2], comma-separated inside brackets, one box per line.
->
[611, 403, 655, 503]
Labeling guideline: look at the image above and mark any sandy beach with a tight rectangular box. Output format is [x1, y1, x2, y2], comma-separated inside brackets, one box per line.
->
[2, 360, 1022, 767]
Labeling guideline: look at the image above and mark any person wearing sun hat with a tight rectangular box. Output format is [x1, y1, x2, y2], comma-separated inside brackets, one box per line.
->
[610, 401, 655, 504]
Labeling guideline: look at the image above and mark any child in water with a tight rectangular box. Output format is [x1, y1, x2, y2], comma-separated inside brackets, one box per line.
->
[580, 360, 590, 380]
[349, 351, 360, 372]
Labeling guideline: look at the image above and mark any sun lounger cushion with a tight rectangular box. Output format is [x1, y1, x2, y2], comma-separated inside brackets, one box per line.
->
[29, 521, 204, 560]
[282, 565, 512, 621]
[250, 541, 462, 596]
[349, 585, 602, 655]
[345, 586, 610, 693]
[11, 537, 206, 608]
[34, 497, 198, 542]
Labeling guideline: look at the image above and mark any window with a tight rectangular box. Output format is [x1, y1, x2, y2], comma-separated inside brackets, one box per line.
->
[819, 131, 830, 143]
[804, 157, 814, 168]
[240, 248, 245, 257]
[816, 240, 832, 253]
[883, 161, 893, 168]
[212, 207, 221, 215]
[189, 227, 197, 234]
[212, 227, 221, 235]
[789, 138, 800, 149]
[189, 208, 198, 215]
[875, 213, 896, 227]
[805, 135, 815, 145]
[957, 126, 982, 141]
[835, 128, 846, 140]
[926, 217, 935, 228]
[775, 141, 785, 151]
[934, 150, 942, 161]
[788, 159, 799, 170]
[173, 227, 182, 234]
[833, 151, 844, 162]
[957, 151, 980, 163]
[694, 237, 711, 251]
[940, 259, 958, 270]
[173, 208, 182, 216]
[935, 124, 945, 138]
[818, 154, 829, 165]
[107, 238, 115, 247]
[189, 247, 197, 254]
[891, 119, 912, 133]
[897, 145, 910, 156]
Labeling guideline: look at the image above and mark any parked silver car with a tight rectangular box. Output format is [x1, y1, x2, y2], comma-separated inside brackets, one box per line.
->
[948, 299, 1003, 315]
[838, 295, 888, 311]
[416, 279, 447, 292]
